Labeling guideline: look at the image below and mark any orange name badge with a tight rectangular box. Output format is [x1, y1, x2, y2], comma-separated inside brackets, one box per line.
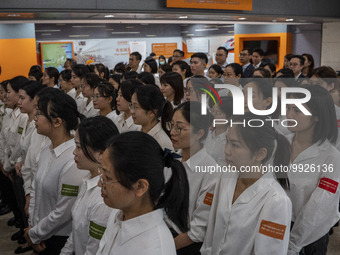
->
[259, 220, 286, 240]
[203, 192, 214, 206]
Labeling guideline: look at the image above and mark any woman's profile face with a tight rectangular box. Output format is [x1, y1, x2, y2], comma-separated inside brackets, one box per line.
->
[286, 99, 317, 133]
[130, 93, 152, 126]
[170, 110, 192, 150]
[243, 82, 271, 113]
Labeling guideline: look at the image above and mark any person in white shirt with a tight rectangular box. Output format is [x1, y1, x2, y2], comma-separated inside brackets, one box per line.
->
[114, 79, 142, 133]
[201, 113, 292, 255]
[96, 131, 189, 255]
[204, 96, 233, 166]
[130, 85, 173, 150]
[93, 81, 118, 122]
[78, 73, 100, 118]
[42, 67, 59, 88]
[61, 116, 119, 255]
[309, 66, 340, 151]
[286, 85, 340, 255]
[11, 81, 45, 252]
[0, 76, 29, 244]
[190, 52, 208, 77]
[170, 101, 220, 254]
[128, 51, 142, 73]
[24, 88, 90, 255]
[59, 70, 76, 98]
[215, 46, 228, 70]
[71, 64, 91, 110]
[160, 71, 184, 108]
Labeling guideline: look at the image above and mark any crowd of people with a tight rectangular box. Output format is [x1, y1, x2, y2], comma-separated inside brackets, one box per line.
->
[0, 46, 339, 255]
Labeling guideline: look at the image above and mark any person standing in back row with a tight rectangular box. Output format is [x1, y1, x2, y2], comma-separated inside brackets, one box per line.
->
[215, 47, 228, 70]
[240, 48, 255, 78]
[252, 48, 264, 68]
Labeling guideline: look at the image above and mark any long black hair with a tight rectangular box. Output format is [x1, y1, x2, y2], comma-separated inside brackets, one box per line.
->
[106, 131, 189, 232]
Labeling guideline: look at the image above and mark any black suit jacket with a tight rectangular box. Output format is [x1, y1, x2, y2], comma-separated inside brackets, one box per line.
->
[243, 64, 255, 78]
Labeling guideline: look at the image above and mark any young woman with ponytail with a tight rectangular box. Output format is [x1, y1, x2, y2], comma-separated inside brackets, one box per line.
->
[201, 112, 292, 255]
[130, 85, 173, 150]
[24, 88, 90, 255]
[96, 131, 189, 255]
[286, 85, 340, 255]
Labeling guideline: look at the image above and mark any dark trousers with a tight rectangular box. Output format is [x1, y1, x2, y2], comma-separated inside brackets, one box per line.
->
[0, 170, 20, 218]
[11, 171, 28, 229]
[38, 235, 68, 255]
[171, 228, 202, 255]
[299, 233, 329, 255]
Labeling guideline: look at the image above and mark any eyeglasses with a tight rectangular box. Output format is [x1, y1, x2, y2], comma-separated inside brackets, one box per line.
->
[170, 122, 189, 135]
[98, 166, 119, 186]
[239, 53, 249, 57]
[289, 62, 300, 67]
[35, 110, 42, 117]
[92, 94, 106, 99]
[128, 103, 140, 111]
[79, 84, 86, 89]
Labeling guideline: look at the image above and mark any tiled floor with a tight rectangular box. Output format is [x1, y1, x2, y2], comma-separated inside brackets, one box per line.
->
[0, 212, 339, 254]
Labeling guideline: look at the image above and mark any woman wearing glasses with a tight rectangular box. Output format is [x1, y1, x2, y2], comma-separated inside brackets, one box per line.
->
[78, 73, 100, 118]
[169, 101, 219, 255]
[114, 79, 142, 133]
[60, 116, 119, 255]
[130, 85, 173, 150]
[24, 88, 90, 255]
[93, 81, 118, 122]
[96, 131, 189, 255]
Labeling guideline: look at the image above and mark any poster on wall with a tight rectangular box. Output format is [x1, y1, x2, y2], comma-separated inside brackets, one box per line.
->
[152, 43, 178, 58]
[187, 38, 209, 53]
[40, 42, 74, 72]
[129, 41, 147, 61]
[167, 0, 252, 11]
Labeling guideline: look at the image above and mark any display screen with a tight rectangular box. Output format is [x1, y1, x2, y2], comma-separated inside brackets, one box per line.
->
[40, 42, 74, 72]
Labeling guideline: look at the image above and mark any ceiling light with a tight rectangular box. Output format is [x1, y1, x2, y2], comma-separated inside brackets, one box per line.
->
[186, 34, 194, 36]
[69, 35, 90, 37]
[41, 33, 51, 36]
[111, 31, 140, 34]
[228, 31, 234, 33]
[286, 18, 294, 22]
[104, 15, 114, 18]
[7, 14, 20, 17]
[146, 35, 157, 37]
[106, 28, 114, 31]
[36, 29, 61, 32]
[72, 25, 106, 28]
[195, 28, 219, 31]
[179, 16, 188, 19]
[238, 17, 247, 20]
[125, 26, 134, 29]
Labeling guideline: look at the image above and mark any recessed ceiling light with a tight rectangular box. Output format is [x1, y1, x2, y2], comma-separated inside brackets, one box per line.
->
[69, 35, 90, 37]
[179, 16, 188, 19]
[228, 31, 234, 33]
[111, 32, 140, 34]
[104, 15, 114, 18]
[7, 14, 20, 17]
[126, 26, 134, 29]
[186, 34, 194, 36]
[195, 28, 219, 31]
[238, 17, 247, 20]
[106, 29, 114, 31]
[36, 29, 61, 32]
[286, 18, 294, 22]
[146, 35, 157, 37]
[181, 31, 189, 33]
[72, 25, 106, 28]
[41, 33, 51, 36]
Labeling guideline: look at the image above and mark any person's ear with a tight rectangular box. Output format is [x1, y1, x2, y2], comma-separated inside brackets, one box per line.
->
[132, 179, 149, 198]
[52, 117, 63, 128]
[254, 148, 267, 162]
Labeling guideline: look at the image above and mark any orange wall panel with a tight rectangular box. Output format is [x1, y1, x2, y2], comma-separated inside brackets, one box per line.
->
[0, 38, 37, 81]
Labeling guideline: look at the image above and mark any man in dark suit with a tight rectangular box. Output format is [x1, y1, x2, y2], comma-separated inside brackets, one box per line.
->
[240, 48, 255, 78]
[289, 55, 306, 83]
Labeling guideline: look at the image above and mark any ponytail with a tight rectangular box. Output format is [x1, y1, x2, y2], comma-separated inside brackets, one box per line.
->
[161, 100, 173, 137]
[273, 133, 291, 190]
[157, 150, 189, 233]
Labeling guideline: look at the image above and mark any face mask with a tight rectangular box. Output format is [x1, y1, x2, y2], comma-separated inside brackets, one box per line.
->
[160, 61, 165, 65]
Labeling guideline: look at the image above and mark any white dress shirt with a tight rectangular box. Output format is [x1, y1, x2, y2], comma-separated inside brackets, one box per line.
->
[106, 110, 119, 123]
[75, 92, 87, 112]
[286, 134, 340, 254]
[96, 209, 176, 255]
[60, 175, 114, 255]
[79, 100, 99, 118]
[3, 108, 28, 172]
[204, 130, 227, 166]
[168, 147, 220, 243]
[147, 122, 173, 150]
[28, 139, 90, 244]
[67, 88, 77, 99]
[21, 129, 48, 196]
[201, 172, 292, 255]
[113, 113, 141, 133]
[0, 108, 13, 163]
[334, 104, 340, 151]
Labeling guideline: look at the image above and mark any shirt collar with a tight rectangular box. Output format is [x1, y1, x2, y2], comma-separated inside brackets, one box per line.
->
[52, 138, 75, 158]
[184, 147, 207, 170]
[85, 175, 100, 191]
[243, 62, 251, 69]
[12, 107, 21, 118]
[85, 100, 94, 111]
[147, 122, 162, 137]
[117, 209, 165, 245]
